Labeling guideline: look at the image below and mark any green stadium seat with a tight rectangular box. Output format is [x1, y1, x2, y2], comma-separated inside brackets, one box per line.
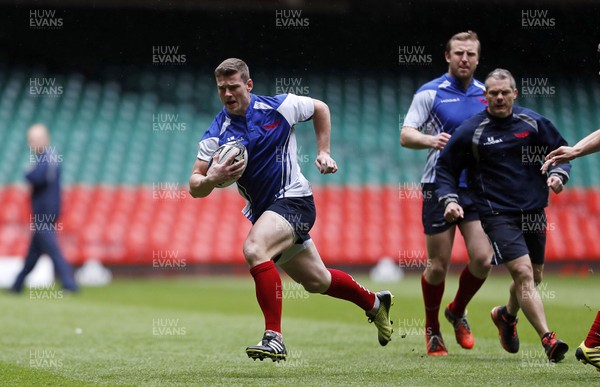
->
[0, 64, 597, 189]
[2, 62, 600, 265]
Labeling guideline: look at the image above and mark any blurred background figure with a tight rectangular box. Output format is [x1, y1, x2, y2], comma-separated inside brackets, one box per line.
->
[10, 124, 78, 293]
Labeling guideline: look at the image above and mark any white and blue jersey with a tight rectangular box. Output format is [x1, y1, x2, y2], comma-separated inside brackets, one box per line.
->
[403, 73, 487, 186]
[197, 93, 314, 222]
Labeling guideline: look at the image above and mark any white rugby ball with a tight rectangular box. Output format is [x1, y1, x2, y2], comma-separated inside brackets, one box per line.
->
[207, 141, 248, 188]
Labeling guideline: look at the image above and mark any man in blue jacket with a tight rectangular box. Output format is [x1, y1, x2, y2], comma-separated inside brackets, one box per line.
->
[435, 69, 570, 362]
[11, 124, 78, 293]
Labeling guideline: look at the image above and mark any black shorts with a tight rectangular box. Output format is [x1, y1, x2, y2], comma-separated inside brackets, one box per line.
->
[264, 196, 316, 244]
[422, 184, 480, 235]
[480, 210, 547, 266]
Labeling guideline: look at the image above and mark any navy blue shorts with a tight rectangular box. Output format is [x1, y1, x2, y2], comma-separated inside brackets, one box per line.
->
[264, 196, 316, 244]
[480, 210, 547, 265]
[422, 184, 479, 235]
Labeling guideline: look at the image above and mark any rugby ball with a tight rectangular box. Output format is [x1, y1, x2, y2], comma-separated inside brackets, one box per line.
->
[207, 141, 248, 188]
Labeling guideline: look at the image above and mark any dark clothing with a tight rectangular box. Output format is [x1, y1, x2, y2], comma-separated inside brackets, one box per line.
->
[263, 196, 316, 244]
[12, 150, 78, 292]
[12, 230, 78, 291]
[421, 184, 479, 235]
[435, 106, 571, 216]
[481, 211, 547, 265]
[26, 150, 62, 217]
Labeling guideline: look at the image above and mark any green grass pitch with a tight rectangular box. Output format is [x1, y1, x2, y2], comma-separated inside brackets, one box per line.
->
[0, 271, 598, 386]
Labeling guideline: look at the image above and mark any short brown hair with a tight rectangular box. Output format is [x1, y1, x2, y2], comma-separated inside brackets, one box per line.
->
[485, 68, 516, 89]
[214, 58, 250, 82]
[446, 31, 481, 56]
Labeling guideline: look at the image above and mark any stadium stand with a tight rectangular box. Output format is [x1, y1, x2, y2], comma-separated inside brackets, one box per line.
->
[1, 64, 599, 265]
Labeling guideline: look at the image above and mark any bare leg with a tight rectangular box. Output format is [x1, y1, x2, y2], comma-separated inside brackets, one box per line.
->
[505, 256, 549, 337]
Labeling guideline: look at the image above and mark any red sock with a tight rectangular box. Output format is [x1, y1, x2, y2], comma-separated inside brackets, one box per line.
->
[448, 266, 486, 316]
[324, 269, 376, 311]
[585, 310, 600, 347]
[422, 274, 444, 335]
[249, 261, 282, 333]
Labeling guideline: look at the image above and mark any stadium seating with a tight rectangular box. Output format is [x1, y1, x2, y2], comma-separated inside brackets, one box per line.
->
[1, 64, 599, 265]
[1, 184, 598, 265]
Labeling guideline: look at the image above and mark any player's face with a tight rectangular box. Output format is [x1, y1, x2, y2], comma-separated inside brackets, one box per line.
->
[485, 78, 518, 118]
[27, 125, 50, 153]
[445, 40, 479, 82]
[216, 72, 253, 116]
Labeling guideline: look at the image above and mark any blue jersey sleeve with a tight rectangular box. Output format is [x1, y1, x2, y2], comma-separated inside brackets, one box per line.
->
[197, 115, 222, 161]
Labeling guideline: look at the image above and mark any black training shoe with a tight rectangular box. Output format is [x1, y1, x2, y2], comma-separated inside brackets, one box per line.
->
[490, 306, 519, 353]
[246, 330, 287, 362]
[367, 291, 394, 346]
[542, 332, 569, 363]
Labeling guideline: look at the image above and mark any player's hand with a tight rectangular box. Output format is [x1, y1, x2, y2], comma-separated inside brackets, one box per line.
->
[315, 151, 338, 174]
[540, 146, 577, 173]
[430, 133, 451, 150]
[206, 152, 246, 185]
[547, 175, 564, 194]
[444, 202, 464, 223]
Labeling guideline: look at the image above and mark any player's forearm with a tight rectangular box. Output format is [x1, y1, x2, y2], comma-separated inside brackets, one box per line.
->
[400, 127, 433, 149]
[313, 100, 332, 155]
[573, 129, 600, 158]
[188, 173, 217, 198]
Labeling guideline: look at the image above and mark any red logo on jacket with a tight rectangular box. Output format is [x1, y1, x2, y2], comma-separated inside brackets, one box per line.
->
[514, 131, 530, 138]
